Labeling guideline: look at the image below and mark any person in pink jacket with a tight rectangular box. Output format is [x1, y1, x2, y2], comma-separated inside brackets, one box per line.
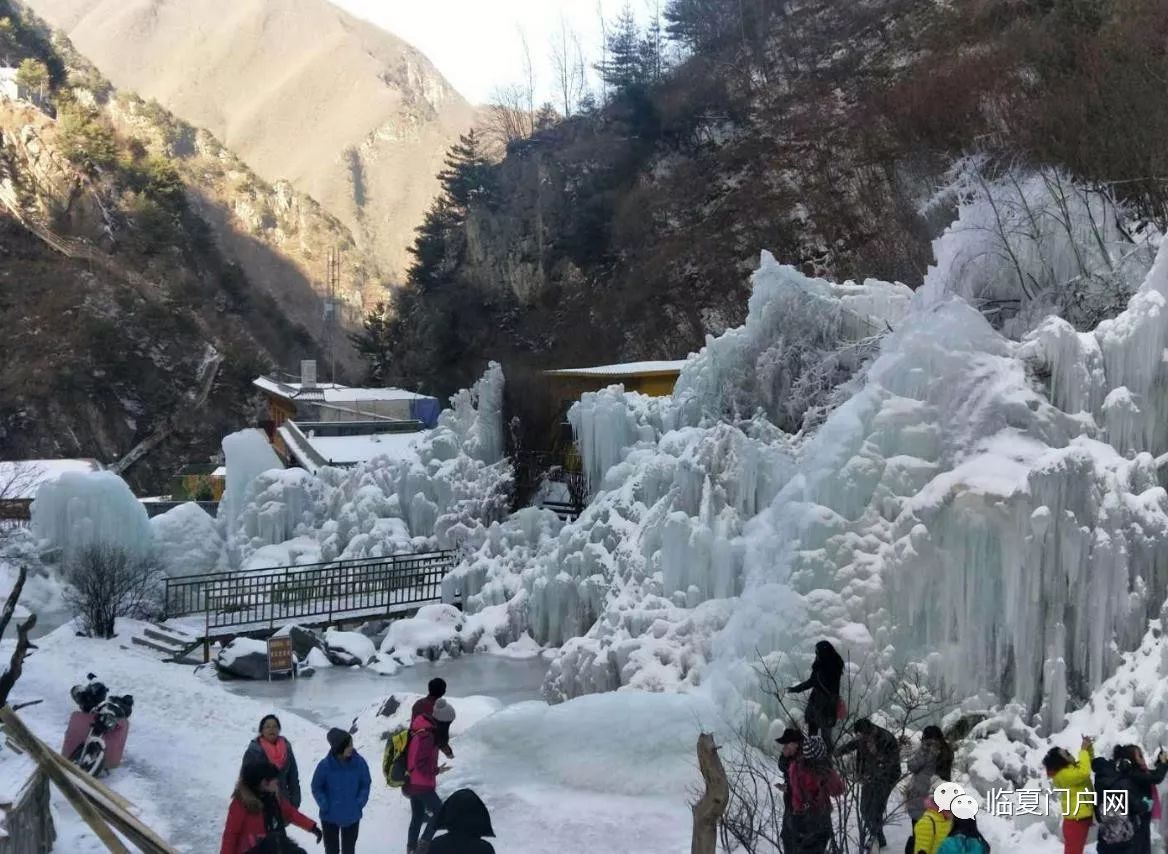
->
[405, 698, 456, 854]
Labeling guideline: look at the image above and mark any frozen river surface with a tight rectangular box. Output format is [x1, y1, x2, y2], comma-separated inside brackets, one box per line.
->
[219, 654, 552, 724]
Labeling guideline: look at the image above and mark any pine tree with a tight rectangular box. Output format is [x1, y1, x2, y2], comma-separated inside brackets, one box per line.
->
[356, 132, 498, 384]
[351, 301, 394, 383]
[15, 57, 48, 101]
[436, 129, 493, 214]
[597, 2, 645, 93]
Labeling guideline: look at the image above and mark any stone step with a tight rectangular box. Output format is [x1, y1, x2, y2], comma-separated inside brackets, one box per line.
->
[151, 621, 196, 639]
[142, 627, 187, 648]
[131, 635, 182, 655]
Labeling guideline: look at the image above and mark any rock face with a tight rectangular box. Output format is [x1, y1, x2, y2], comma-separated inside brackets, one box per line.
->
[25, 0, 475, 279]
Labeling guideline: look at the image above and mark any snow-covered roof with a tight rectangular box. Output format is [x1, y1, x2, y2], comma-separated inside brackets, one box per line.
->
[253, 376, 433, 404]
[0, 458, 103, 500]
[252, 376, 347, 400]
[544, 360, 688, 378]
[322, 388, 432, 403]
[278, 424, 423, 474]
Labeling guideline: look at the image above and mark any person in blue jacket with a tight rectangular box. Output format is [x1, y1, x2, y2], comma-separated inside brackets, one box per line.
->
[311, 728, 371, 854]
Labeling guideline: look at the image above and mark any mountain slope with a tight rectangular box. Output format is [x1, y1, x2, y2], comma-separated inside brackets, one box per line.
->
[0, 1, 368, 490]
[25, 0, 475, 278]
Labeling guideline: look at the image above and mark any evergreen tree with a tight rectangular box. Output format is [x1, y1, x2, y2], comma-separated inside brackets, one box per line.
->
[534, 102, 559, 132]
[352, 301, 394, 383]
[356, 132, 498, 385]
[436, 129, 493, 215]
[597, 2, 646, 93]
[15, 57, 48, 101]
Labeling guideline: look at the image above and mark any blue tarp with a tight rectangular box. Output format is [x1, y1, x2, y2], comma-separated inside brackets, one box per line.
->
[409, 397, 441, 429]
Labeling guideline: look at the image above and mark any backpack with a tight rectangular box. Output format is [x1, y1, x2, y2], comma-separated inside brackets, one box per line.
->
[790, 761, 844, 813]
[1096, 782, 1137, 845]
[382, 726, 411, 788]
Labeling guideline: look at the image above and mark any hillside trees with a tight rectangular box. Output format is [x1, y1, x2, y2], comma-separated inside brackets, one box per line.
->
[354, 130, 498, 390]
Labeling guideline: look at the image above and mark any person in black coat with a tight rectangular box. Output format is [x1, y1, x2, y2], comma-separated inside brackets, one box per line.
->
[242, 714, 303, 808]
[837, 718, 901, 849]
[1112, 745, 1168, 854]
[787, 641, 845, 746]
[426, 788, 495, 854]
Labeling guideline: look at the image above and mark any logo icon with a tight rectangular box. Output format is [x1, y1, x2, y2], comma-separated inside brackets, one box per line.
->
[933, 781, 979, 820]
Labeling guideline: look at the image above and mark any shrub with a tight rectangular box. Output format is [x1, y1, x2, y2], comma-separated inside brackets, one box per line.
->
[64, 544, 163, 639]
[57, 105, 118, 173]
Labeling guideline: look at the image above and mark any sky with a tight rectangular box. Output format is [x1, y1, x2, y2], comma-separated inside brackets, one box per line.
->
[330, 0, 646, 105]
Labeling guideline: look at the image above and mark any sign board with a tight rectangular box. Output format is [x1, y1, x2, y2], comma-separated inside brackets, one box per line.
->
[267, 636, 295, 679]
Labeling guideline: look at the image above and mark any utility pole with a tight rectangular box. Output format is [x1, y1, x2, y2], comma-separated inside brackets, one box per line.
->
[323, 248, 340, 385]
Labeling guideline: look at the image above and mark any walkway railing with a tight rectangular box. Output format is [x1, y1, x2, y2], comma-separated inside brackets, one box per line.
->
[163, 550, 458, 636]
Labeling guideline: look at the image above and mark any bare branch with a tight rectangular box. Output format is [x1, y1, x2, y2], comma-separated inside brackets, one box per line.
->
[0, 566, 36, 706]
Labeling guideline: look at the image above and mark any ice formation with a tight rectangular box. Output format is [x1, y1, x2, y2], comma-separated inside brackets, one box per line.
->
[448, 218, 1168, 730]
[918, 162, 1157, 338]
[30, 471, 155, 562]
[150, 502, 224, 576]
[224, 362, 512, 568]
[220, 428, 284, 563]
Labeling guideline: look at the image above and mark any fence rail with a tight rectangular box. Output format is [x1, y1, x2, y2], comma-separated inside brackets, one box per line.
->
[163, 550, 457, 635]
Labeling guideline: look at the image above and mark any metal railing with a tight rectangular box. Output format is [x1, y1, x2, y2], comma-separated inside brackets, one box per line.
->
[163, 550, 457, 635]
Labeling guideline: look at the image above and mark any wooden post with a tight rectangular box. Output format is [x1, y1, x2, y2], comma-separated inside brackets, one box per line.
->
[203, 586, 211, 663]
[692, 732, 729, 854]
[0, 705, 131, 854]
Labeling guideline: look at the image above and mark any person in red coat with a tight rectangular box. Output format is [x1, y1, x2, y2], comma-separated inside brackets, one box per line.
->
[221, 760, 322, 854]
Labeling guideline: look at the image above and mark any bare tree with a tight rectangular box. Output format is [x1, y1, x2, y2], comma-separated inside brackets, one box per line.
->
[63, 544, 163, 639]
[0, 566, 37, 706]
[721, 651, 958, 853]
[519, 26, 536, 128]
[596, 0, 609, 106]
[551, 14, 588, 118]
[485, 84, 534, 149]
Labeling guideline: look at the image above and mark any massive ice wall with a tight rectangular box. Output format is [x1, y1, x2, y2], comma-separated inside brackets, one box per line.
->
[450, 229, 1168, 729]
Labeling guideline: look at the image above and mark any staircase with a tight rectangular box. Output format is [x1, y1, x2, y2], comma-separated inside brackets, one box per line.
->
[129, 623, 203, 664]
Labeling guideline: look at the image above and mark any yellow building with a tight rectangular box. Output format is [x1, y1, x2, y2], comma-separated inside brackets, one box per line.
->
[542, 359, 686, 403]
[171, 464, 226, 501]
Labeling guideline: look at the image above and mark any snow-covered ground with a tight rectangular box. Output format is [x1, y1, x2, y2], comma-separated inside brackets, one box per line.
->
[4, 622, 700, 853]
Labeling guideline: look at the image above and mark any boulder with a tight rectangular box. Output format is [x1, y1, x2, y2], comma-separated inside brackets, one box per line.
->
[216, 637, 282, 680]
[324, 630, 377, 667]
[274, 624, 327, 661]
[357, 619, 391, 647]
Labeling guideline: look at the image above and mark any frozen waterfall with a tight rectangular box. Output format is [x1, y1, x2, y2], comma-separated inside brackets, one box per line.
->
[450, 230, 1168, 729]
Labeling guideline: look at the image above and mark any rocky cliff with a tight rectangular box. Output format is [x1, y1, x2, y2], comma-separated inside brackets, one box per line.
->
[0, 2, 371, 490]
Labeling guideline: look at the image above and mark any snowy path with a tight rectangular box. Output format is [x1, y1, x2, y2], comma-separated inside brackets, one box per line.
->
[6, 623, 697, 853]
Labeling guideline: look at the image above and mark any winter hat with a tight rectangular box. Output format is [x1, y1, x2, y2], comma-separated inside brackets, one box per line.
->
[327, 727, 352, 755]
[801, 735, 827, 762]
[775, 727, 804, 746]
[432, 789, 495, 838]
[431, 698, 456, 724]
[242, 760, 280, 792]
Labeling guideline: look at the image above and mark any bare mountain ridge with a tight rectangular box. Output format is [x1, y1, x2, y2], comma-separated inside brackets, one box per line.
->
[26, 0, 475, 279]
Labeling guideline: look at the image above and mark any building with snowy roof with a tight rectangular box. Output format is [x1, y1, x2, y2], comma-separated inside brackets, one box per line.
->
[254, 360, 440, 458]
[0, 458, 103, 521]
[277, 419, 424, 474]
[543, 359, 687, 398]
